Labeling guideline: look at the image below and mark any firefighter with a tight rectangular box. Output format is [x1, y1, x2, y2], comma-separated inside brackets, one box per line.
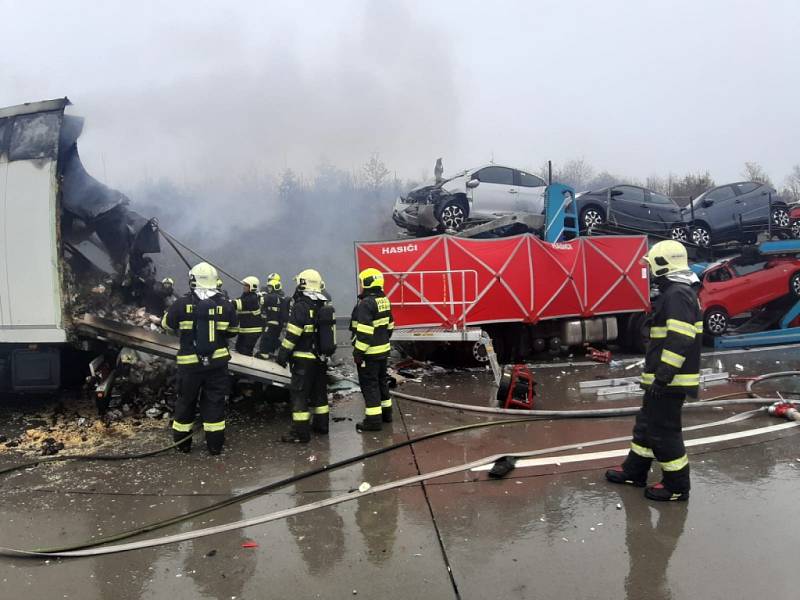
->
[606, 240, 701, 501]
[162, 262, 238, 455]
[350, 268, 395, 432]
[258, 273, 287, 356]
[275, 269, 330, 443]
[232, 276, 264, 356]
[143, 276, 177, 317]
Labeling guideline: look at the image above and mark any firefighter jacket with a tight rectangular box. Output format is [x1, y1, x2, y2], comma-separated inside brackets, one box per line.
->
[641, 279, 702, 397]
[262, 289, 288, 327]
[277, 294, 323, 362]
[231, 291, 265, 335]
[350, 288, 394, 361]
[162, 292, 238, 371]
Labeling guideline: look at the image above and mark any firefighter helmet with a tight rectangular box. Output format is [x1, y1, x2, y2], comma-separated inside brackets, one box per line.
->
[359, 268, 384, 289]
[242, 276, 260, 292]
[162, 277, 174, 287]
[294, 269, 323, 293]
[643, 240, 689, 277]
[189, 262, 219, 290]
[267, 272, 282, 290]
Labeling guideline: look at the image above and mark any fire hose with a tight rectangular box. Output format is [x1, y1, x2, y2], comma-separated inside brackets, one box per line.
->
[1, 402, 795, 558]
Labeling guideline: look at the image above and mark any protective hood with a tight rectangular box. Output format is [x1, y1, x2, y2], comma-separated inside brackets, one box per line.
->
[301, 290, 328, 302]
[665, 269, 700, 286]
[193, 288, 219, 301]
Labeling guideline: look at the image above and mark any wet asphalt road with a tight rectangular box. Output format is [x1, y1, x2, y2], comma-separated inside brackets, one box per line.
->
[1, 346, 799, 599]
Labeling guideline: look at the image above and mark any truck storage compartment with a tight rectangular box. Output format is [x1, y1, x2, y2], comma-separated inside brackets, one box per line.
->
[11, 348, 61, 391]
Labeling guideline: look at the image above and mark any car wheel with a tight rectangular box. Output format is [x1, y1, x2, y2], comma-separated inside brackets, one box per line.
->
[790, 272, 800, 298]
[439, 201, 467, 231]
[581, 207, 605, 232]
[670, 225, 688, 243]
[704, 308, 729, 336]
[691, 225, 711, 248]
[772, 207, 791, 229]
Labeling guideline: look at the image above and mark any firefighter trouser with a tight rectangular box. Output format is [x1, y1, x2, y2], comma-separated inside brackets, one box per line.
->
[172, 366, 229, 453]
[258, 324, 282, 355]
[357, 358, 392, 425]
[289, 358, 329, 439]
[622, 390, 690, 492]
[235, 333, 260, 357]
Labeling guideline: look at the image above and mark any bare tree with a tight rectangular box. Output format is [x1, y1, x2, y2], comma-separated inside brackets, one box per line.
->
[742, 161, 773, 185]
[782, 164, 800, 203]
[362, 153, 390, 196]
[671, 171, 714, 201]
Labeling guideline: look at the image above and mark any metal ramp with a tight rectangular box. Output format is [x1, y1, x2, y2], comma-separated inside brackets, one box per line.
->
[454, 213, 544, 238]
[75, 315, 291, 386]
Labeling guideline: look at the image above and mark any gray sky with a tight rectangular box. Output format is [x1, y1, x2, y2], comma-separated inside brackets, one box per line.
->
[2, 0, 799, 188]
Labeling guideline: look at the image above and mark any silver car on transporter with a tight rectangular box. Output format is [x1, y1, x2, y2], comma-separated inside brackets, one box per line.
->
[392, 163, 548, 235]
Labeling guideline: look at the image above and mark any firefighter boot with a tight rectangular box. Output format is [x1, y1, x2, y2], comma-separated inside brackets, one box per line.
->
[356, 416, 383, 433]
[646, 464, 690, 501]
[206, 430, 225, 456]
[605, 452, 651, 487]
[312, 413, 329, 435]
[381, 399, 393, 423]
[281, 422, 311, 443]
[173, 430, 192, 454]
[605, 467, 647, 487]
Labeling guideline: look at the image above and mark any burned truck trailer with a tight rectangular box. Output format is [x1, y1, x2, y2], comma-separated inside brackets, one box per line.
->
[0, 98, 159, 391]
[355, 234, 651, 362]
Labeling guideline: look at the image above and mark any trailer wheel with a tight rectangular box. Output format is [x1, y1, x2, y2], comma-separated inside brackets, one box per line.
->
[704, 307, 729, 336]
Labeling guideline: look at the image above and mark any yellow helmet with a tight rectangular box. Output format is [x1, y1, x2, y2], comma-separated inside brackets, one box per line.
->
[242, 276, 260, 292]
[359, 267, 384, 289]
[189, 262, 219, 290]
[295, 268, 323, 293]
[161, 277, 174, 286]
[643, 240, 689, 277]
[267, 272, 282, 290]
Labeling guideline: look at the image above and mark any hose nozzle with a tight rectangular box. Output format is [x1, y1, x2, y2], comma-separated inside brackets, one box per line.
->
[768, 402, 800, 421]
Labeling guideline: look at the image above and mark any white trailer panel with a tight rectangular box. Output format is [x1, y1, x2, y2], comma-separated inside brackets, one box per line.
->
[0, 156, 65, 343]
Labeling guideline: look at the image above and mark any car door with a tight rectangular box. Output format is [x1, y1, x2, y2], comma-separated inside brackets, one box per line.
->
[733, 182, 767, 233]
[514, 169, 547, 214]
[700, 185, 738, 241]
[469, 166, 516, 218]
[646, 191, 682, 234]
[607, 185, 648, 231]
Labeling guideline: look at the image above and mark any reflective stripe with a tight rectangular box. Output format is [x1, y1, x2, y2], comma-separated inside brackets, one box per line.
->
[266, 320, 279, 326]
[354, 340, 370, 352]
[161, 314, 171, 331]
[237, 309, 261, 315]
[372, 317, 390, 327]
[365, 406, 382, 416]
[660, 454, 689, 471]
[208, 320, 215, 343]
[650, 326, 667, 339]
[216, 321, 230, 330]
[203, 421, 225, 432]
[172, 420, 193, 432]
[356, 323, 374, 334]
[293, 411, 311, 422]
[179, 321, 193, 330]
[388, 322, 395, 330]
[365, 343, 391, 355]
[228, 326, 240, 333]
[186, 305, 193, 313]
[670, 373, 699, 386]
[282, 339, 296, 350]
[630, 442, 655, 458]
[641, 372, 699, 387]
[176, 354, 199, 365]
[380, 399, 392, 408]
[313, 405, 330, 415]
[234, 299, 243, 310]
[694, 321, 703, 334]
[661, 349, 685, 368]
[666, 319, 696, 338]
[286, 323, 303, 336]
[303, 324, 315, 333]
[293, 351, 317, 359]
[237, 326, 264, 334]
[211, 348, 229, 359]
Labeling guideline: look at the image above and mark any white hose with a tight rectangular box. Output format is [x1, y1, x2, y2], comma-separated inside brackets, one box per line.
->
[745, 370, 800, 398]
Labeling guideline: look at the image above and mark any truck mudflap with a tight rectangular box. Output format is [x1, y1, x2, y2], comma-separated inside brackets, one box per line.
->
[75, 315, 291, 387]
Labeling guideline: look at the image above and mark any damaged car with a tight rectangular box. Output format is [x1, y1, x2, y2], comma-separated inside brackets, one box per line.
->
[393, 163, 547, 234]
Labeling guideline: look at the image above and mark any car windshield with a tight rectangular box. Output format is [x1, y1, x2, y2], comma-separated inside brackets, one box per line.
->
[689, 190, 712, 209]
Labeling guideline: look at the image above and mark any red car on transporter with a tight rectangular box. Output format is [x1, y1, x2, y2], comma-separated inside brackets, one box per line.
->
[700, 254, 800, 335]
